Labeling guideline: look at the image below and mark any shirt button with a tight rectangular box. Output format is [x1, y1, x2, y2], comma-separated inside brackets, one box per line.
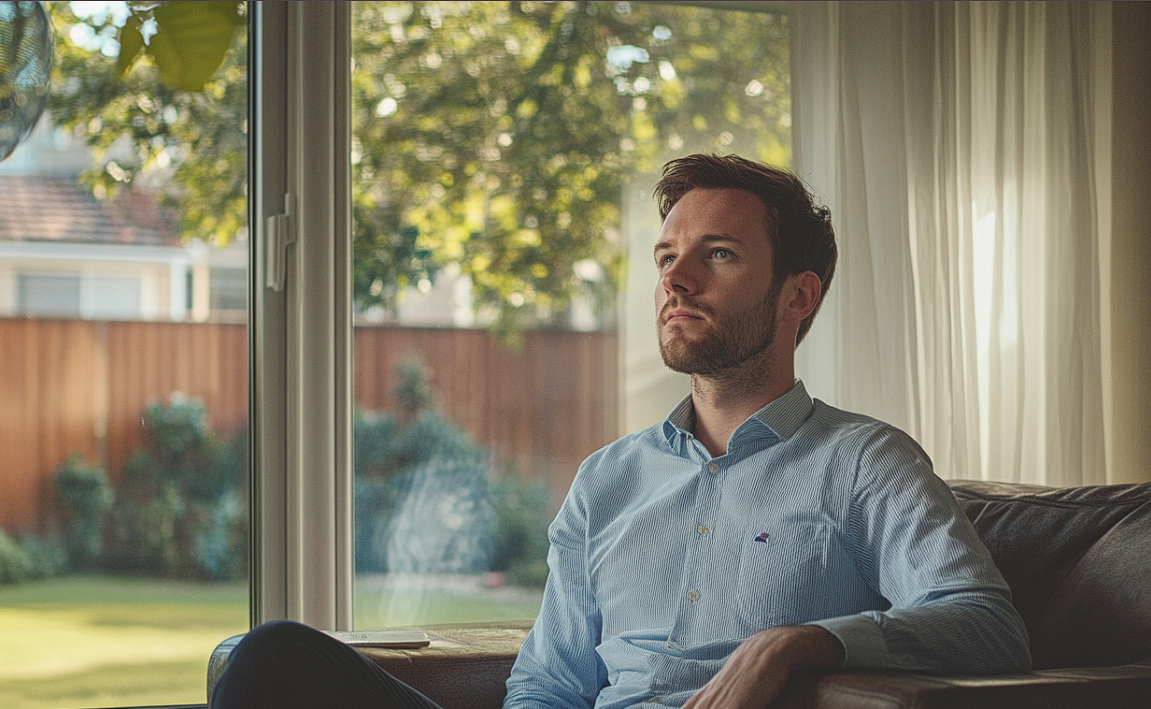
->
[708, 462, 720, 474]
[687, 589, 700, 602]
[697, 525, 709, 536]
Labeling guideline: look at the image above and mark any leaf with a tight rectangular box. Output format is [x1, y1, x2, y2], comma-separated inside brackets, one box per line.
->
[115, 15, 145, 78]
[146, 2, 244, 91]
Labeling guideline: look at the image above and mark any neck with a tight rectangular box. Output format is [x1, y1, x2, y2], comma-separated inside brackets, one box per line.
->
[688, 347, 795, 458]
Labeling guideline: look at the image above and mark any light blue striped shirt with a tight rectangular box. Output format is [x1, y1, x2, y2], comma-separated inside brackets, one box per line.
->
[504, 380, 1030, 709]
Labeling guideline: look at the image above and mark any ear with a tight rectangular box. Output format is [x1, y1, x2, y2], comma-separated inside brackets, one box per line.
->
[779, 271, 822, 324]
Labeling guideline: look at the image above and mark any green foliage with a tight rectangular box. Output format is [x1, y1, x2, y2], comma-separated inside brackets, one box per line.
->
[350, 1, 790, 332]
[192, 488, 248, 581]
[47, 1, 790, 335]
[106, 481, 184, 574]
[491, 470, 553, 587]
[355, 358, 487, 572]
[0, 529, 33, 584]
[386, 457, 496, 574]
[53, 454, 113, 569]
[115, 2, 246, 91]
[0, 528, 65, 584]
[393, 357, 434, 419]
[47, 1, 248, 247]
[354, 357, 556, 580]
[106, 396, 248, 579]
[17, 531, 69, 580]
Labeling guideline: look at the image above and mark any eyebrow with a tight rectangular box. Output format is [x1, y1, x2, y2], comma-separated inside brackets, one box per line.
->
[653, 233, 738, 255]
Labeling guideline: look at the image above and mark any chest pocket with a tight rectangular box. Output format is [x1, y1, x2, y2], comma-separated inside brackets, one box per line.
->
[735, 521, 832, 629]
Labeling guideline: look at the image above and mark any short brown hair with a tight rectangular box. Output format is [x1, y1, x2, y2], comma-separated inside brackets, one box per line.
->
[652, 153, 837, 345]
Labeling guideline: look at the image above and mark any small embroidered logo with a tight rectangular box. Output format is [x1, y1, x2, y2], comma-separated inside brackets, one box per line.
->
[754, 532, 770, 543]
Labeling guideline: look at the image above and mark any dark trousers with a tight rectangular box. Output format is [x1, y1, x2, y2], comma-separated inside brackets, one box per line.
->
[211, 620, 444, 709]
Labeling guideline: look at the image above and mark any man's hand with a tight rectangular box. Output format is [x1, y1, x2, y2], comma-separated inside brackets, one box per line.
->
[681, 625, 845, 709]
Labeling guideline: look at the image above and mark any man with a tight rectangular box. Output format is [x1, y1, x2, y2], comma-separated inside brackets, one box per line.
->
[212, 155, 1029, 709]
[501, 154, 1030, 708]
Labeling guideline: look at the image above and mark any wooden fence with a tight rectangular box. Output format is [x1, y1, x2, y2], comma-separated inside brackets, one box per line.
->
[0, 318, 617, 532]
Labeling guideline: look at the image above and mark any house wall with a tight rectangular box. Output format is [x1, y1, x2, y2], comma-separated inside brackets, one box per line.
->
[0, 244, 193, 321]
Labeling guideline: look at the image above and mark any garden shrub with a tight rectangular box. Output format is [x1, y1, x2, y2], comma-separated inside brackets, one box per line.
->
[0, 529, 32, 584]
[18, 532, 68, 579]
[105, 395, 248, 579]
[355, 358, 488, 574]
[193, 488, 248, 580]
[354, 406, 489, 573]
[386, 457, 495, 574]
[491, 470, 553, 588]
[53, 454, 113, 569]
[355, 357, 557, 583]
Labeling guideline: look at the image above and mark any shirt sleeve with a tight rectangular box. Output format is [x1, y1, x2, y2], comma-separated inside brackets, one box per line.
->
[503, 474, 607, 709]
[808, 426, 1032, 673]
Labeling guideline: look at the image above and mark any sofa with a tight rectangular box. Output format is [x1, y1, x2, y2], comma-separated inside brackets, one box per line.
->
[207, 479, 1151, 708]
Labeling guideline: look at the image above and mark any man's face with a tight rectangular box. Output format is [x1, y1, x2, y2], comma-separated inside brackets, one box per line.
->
[654, 188, 783, 375]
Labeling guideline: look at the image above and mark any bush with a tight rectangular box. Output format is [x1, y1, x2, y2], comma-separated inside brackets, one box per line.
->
[386, 457, 495, 574]
[354, 357, 559, 583]
[491, 471, 553, 588]
[18, 532, 68, 579]
[104, 395, 248, 579]
[0, 529, 32, 584]
[54, 454, 113, 569]
[355, 358, 489, 574]
[0, 529, 68, 584]
[106, 481, 184, 574]
[193, 488, 248, 580]
[354, 474, 409, 574]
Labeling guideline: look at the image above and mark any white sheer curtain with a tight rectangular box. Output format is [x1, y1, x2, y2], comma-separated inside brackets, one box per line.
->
[791, 1, 1112, 485]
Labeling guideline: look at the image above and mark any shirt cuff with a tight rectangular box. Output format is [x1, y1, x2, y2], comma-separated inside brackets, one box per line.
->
[805, 613, 888, 668]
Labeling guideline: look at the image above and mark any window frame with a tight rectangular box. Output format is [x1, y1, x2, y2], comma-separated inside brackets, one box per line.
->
[249, 1, 354, 630]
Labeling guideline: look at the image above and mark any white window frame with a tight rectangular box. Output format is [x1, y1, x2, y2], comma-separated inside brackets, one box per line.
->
[250, 1, 354, 630]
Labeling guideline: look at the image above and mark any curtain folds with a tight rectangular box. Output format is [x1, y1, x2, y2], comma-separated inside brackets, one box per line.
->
[792, 2, 1111, 485]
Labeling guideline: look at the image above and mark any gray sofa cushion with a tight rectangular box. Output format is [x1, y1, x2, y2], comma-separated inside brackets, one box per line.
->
[949, 480, 1151, 669]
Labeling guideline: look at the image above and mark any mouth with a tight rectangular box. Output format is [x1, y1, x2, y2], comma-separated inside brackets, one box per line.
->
[660, 303, 707, 327]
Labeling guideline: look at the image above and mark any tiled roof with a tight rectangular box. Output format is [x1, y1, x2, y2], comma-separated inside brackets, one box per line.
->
[0, 174, 181, 246]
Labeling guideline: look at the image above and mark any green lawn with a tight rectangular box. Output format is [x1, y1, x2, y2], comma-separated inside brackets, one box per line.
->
[0, 575, 247, 709]
[0, 574, 541, 709]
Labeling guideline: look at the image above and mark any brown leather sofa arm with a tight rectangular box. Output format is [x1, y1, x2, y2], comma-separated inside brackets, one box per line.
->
[774, 661, 1151, 709]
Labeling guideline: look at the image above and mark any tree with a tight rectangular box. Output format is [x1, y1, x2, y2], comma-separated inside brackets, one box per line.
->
[49, 2, 248, 246]
[47, 1, 789, 333]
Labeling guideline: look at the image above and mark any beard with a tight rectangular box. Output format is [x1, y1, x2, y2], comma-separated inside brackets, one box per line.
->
[657, 286, 781, 376]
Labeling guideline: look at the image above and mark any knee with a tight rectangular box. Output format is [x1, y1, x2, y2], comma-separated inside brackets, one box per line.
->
[213, 621, 331, 709]
[242, 620, 318, 649]
[228, 620, 328, 669]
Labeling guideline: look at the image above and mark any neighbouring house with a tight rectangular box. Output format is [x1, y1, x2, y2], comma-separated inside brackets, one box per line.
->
[0, 119, 246, 323]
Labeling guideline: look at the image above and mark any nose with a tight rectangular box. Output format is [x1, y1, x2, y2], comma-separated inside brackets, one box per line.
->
[660, 256, 698, 296]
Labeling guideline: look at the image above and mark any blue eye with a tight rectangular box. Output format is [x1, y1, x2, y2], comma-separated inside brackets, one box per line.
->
[713, 248, 731, 259]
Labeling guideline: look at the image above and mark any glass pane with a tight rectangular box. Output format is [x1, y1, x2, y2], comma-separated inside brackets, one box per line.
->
[350, 1, 789, 628]
[0, 2, 249, 707]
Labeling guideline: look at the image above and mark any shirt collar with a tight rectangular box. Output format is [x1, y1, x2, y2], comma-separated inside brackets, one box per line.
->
[662, 379, 815, 448]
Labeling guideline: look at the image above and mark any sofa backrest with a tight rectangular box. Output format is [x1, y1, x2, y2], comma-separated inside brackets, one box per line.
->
[949, 480, 1151, 670]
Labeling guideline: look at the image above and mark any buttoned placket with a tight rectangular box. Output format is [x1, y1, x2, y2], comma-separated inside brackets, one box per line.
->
[667, 435, 722, 649]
